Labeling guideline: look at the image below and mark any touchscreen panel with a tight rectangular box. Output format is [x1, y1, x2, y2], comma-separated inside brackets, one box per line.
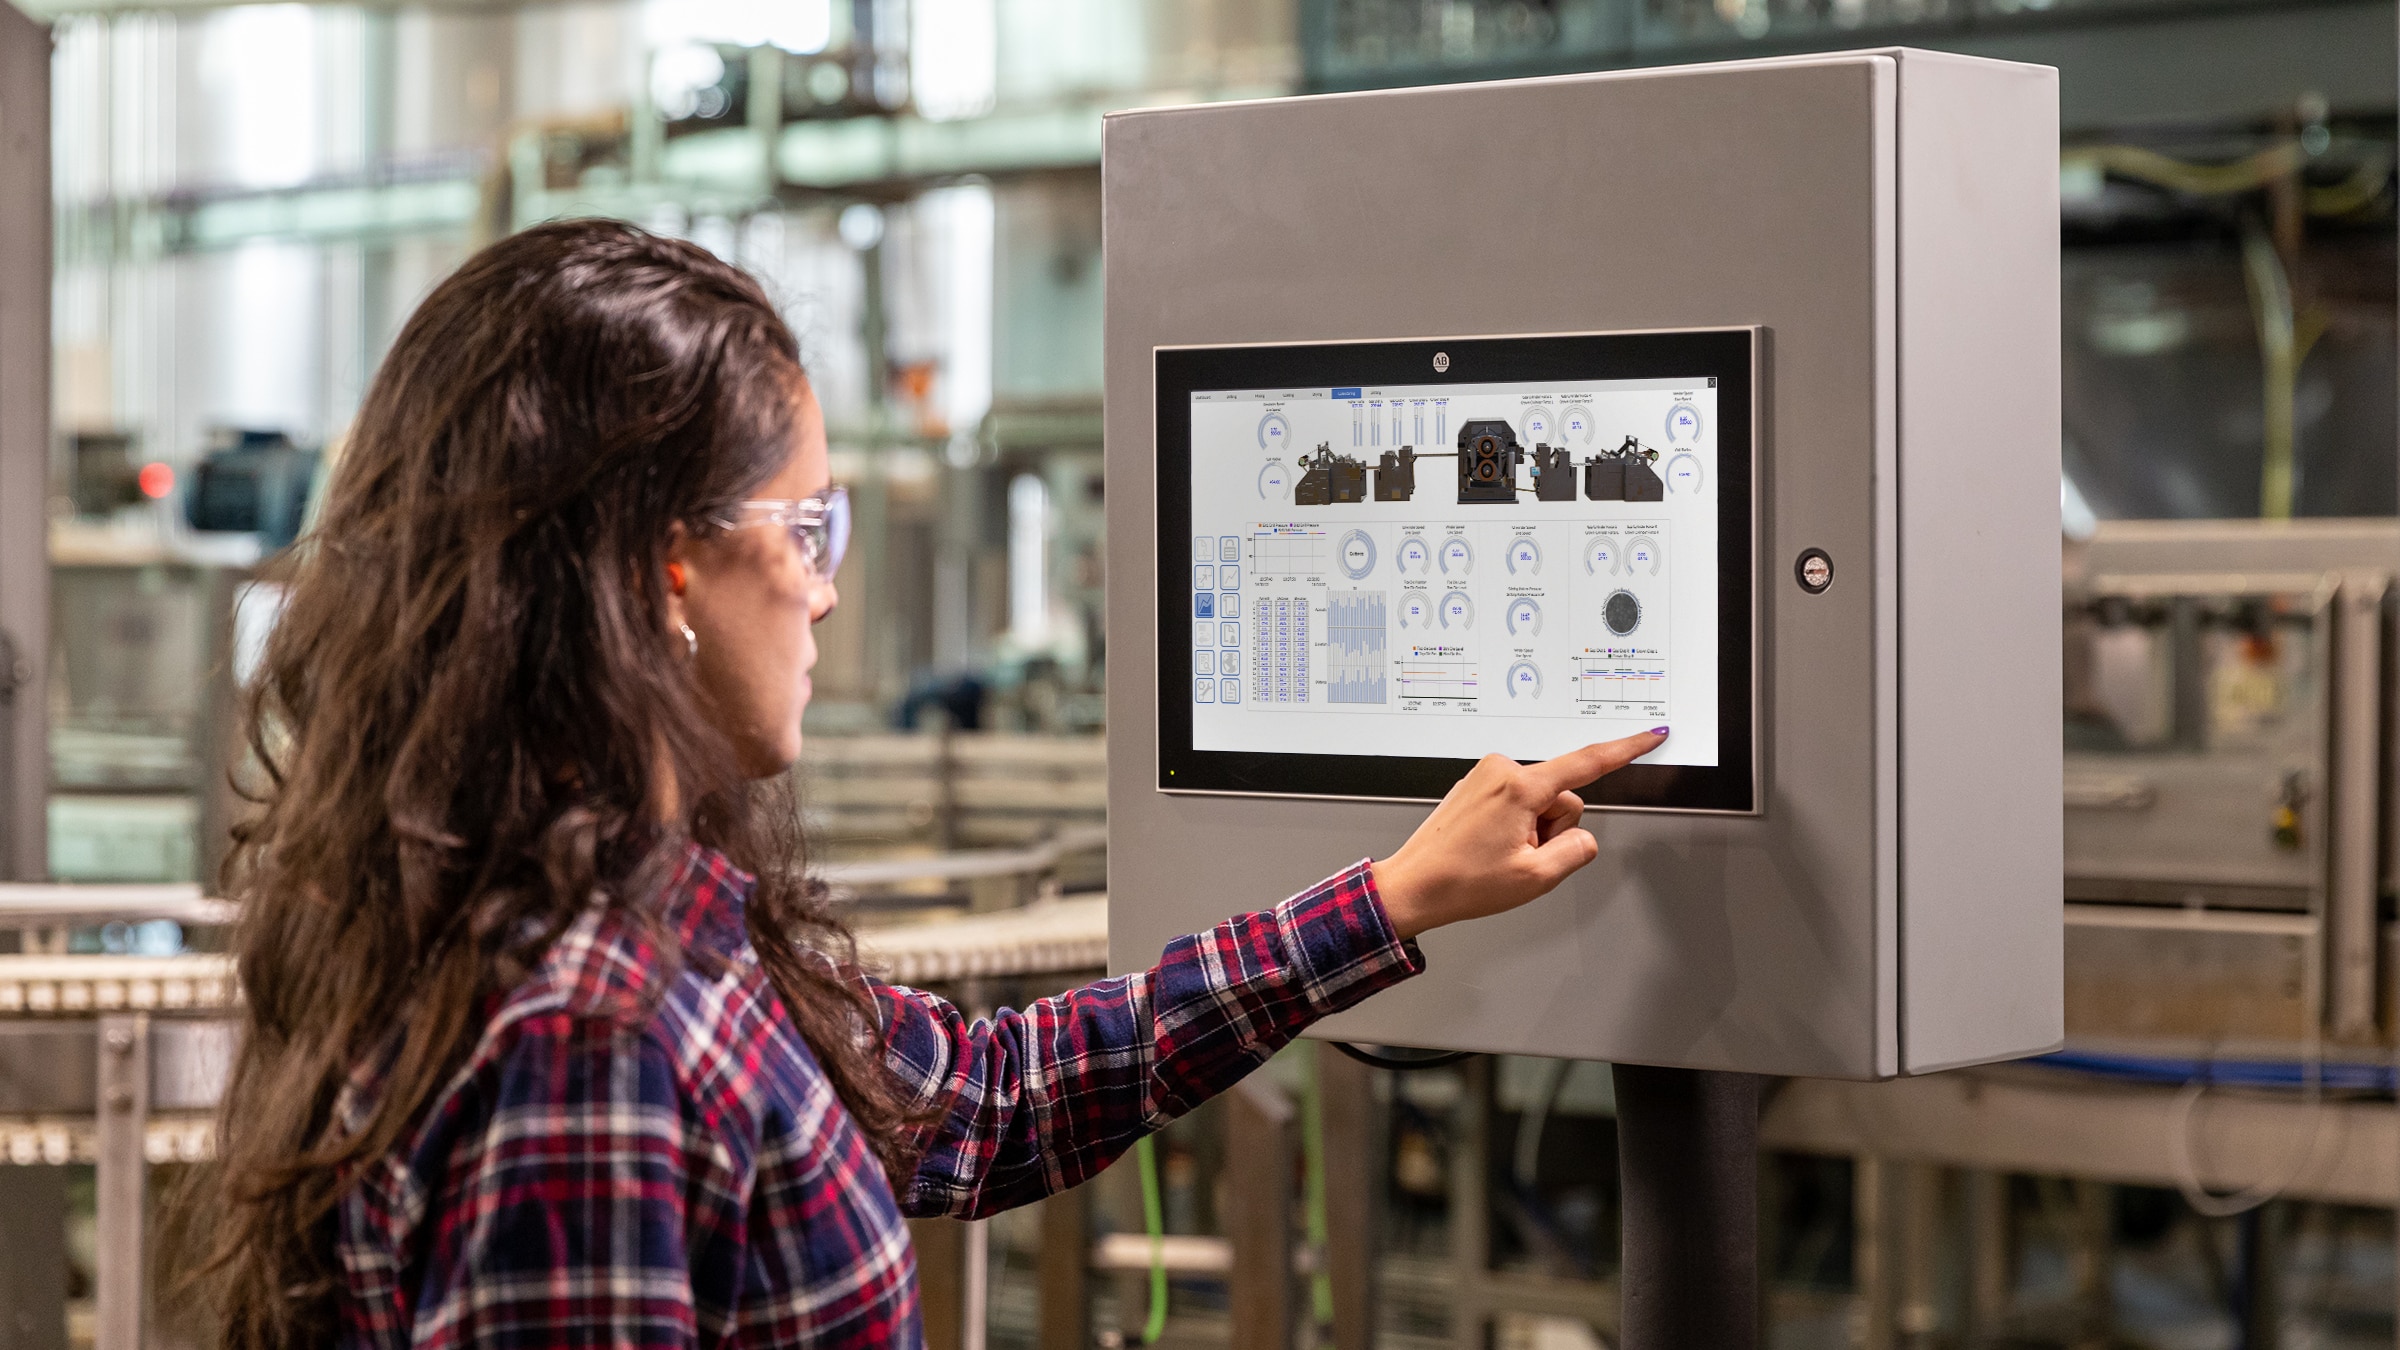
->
[1155, 331, 1754, 811]
[1190, 376, 1718, 765]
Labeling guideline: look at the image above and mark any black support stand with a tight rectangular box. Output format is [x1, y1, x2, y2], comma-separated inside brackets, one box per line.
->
[1612, 1065, 1763, 1350]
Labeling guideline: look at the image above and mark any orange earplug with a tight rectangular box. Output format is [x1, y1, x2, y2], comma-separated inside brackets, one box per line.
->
[666, 562, 687, 595]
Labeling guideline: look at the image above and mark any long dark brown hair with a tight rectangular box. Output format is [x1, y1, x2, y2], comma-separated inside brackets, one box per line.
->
[187, 219, 918, 1347]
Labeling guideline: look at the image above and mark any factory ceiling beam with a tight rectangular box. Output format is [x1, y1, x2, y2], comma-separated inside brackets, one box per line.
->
[56, 169, 490, 267]
[17, 0, 537, 16]
[1299, 0, 2397, 129]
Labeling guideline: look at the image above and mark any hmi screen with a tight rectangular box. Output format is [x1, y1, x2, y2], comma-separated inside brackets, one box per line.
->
[1154, 331, 1756, 812]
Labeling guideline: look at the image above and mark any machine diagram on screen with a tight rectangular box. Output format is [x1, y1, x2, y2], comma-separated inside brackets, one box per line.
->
[1243, 417, 1674, 508]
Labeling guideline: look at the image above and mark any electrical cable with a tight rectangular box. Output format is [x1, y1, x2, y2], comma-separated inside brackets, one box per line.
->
[2033, 1048, 2395, 1090]
[1133, 1134, 1168, 1344]
[2239, 216, 2307, 519]
[1513, 1057, 1571, 1193]
[2064, 141, 2306, 197]
[1331, 1042, 1476, 1071]
[2167, 1034, 2332, 1219]
[2060, 140, 2391, 217]
[2032, 1044, 2338, 1216]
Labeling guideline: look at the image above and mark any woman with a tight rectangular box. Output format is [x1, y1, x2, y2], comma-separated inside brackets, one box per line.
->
[191, 219, 1664, 1348]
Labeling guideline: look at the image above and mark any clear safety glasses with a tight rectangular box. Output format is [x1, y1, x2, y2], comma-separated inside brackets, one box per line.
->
[710, 486, 850, 580]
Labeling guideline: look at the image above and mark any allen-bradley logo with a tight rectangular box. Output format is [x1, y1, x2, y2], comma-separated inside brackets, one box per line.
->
[1432, 352, 1450, 372]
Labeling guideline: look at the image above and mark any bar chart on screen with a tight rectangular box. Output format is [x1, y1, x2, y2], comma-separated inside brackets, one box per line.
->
[1327, 591, 1388, 705]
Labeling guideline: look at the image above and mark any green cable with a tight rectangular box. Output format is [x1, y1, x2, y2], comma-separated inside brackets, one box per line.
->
[1135, 1133, 1168, 1344]
[1301, 1042, 1335, 1328]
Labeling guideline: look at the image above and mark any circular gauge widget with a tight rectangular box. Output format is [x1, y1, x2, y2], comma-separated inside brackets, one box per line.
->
[1258, 459, 1290, 501]
[1666, 454, 1702, 495]
[1398, 593, 1433, 629]
[1396, 538, 1432, 573]
[1561, 408, 1596, 443]
[1505, 536, 1541, 575]
[1520, 406, 1558, 443]
[1439, 591, 1475, 630]
[1338, 530, 1377, 580]
[1259, 412, 1293, 452]
[1664, 403, 1703, 443]
[1584, 536, 1621, 576]
[1603, 590, 1643, 636]
[1439, 538, 1474, 575]
[1506, 661, 1543, 699]
[1627, 539, 1663, 575]
[1506, 598, 1542, 637]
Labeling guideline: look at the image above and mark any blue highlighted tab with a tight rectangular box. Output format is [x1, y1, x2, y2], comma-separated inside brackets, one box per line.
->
[1332, 387, 1362, 400]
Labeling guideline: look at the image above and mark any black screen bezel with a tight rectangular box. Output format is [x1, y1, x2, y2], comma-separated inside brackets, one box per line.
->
[1155, 328, 1757, 813]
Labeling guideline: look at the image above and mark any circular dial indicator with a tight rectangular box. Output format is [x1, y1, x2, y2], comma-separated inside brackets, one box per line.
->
[1666, 454, 1703, 495]
[1664, 403, 1703, 443]
[1604, 590, 1643, 636]
[1338, 530, 1377, 579]
[1258, 459, 1289, 500]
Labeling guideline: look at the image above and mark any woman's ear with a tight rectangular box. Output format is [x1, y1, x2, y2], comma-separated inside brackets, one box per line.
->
[662, 521, 694, 631]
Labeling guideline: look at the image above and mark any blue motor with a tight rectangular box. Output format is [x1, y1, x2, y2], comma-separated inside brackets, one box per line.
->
[184, 428, 320, 550]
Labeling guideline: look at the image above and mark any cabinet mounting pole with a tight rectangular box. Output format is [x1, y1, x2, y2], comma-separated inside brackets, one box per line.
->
[1613, 1065, 1762, 1350]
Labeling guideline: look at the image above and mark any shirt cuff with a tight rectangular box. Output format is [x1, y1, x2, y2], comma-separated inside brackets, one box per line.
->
[1272, 858, 1427, 1016]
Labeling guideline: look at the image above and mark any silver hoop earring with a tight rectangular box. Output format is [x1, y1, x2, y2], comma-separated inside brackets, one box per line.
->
[679, 622, 698, 660]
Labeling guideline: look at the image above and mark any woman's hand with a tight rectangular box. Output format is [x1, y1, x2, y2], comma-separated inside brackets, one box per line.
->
[1371, 729, 1668, 940]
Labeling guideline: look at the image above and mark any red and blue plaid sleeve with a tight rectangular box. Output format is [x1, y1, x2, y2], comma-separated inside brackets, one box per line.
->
[882, 859, 1422, 1220]
[397, 1011, 751, 1349]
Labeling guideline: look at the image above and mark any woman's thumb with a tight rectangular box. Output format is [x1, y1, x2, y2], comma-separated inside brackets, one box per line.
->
[1524, 823, 1600, 890]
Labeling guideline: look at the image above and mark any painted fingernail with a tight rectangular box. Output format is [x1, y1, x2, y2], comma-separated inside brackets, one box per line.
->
[1651, 726, 1670, 736]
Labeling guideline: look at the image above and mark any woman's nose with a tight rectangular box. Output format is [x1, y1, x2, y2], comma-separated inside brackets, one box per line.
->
[810, 577, 839, 623]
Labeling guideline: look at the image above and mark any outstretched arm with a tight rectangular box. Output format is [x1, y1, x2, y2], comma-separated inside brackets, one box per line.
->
[883, 729, 1667, 1220]
[883, 860, 1410, 1219]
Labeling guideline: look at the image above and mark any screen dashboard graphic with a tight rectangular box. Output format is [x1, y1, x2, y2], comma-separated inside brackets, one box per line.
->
[1187, 375, 1721, 769]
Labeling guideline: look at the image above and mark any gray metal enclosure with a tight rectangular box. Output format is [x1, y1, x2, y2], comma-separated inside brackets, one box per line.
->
[1104, 50, 2064, 1078]
[0, 0, 47, 887]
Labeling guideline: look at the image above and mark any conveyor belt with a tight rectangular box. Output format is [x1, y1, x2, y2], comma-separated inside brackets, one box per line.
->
[856, 895, 1110, 984]
[0, 1115, 216, 1166]
[0, 897, 1112, 1017]
[0, 955, 238, 1014]
[0, 898, 1114, 1168]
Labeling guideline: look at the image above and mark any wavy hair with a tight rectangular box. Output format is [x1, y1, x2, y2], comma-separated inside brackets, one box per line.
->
[183, 219, 917, 1347]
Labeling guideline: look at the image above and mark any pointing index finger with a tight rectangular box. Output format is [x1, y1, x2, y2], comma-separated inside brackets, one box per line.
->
[1525, 728, 1669, 795]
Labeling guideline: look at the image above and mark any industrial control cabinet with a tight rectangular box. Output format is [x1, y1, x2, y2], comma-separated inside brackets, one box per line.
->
[0, 1, 47, 884]
[1104, 49, 2063, 1077]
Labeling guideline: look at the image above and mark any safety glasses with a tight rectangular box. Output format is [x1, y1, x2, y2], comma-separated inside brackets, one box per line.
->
[709, 485, 850, 580]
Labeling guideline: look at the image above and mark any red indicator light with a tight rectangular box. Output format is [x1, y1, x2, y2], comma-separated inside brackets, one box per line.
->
[137, 462, 174, 499]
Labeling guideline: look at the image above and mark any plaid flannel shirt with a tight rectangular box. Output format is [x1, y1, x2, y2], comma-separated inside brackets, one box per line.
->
[331, 844, 1422, 1348]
